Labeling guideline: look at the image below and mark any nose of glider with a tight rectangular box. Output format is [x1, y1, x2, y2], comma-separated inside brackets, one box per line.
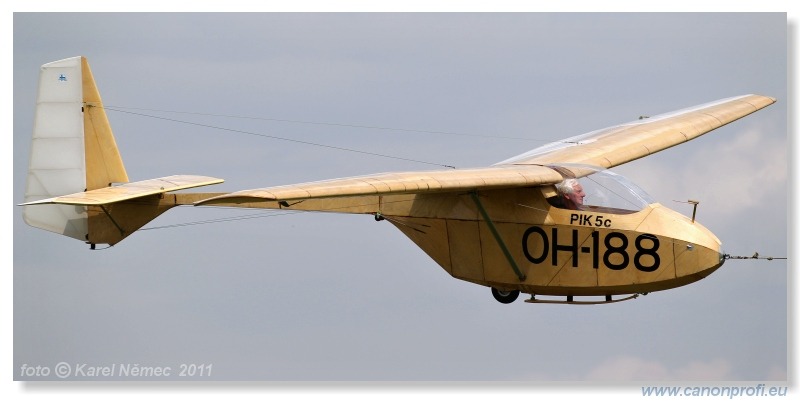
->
[677, 221, 726, 278]
[718, 248, 727, 268]
[704, 229, 725, 270]
[640, 204, 725, 279]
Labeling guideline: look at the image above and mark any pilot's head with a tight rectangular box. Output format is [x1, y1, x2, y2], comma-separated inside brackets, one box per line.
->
[556, 179, 585, 209]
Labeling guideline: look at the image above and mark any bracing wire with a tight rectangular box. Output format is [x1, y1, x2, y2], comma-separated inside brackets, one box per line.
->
[138, 195, 422, 232]
[139, 210, 305, 231]
[90, 105, 788, 265]
[105, 105, 540, 141]
[103, 106, 458, 169]
[97, 106, 598, 233]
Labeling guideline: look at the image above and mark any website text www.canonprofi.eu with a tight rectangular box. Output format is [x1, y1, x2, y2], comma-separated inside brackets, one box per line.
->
[642, 384, 788, 399]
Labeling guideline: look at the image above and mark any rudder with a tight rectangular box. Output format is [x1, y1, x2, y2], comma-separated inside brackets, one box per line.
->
[23, 56, 128, 241]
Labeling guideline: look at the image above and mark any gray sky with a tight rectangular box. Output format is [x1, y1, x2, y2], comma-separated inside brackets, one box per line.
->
[10, 11, 789, 390]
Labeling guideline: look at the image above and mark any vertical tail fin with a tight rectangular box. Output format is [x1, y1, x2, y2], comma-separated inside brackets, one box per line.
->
[80, 56, 129, 189]
[23, 56, 223, 247]
[23, 56, 128, 242]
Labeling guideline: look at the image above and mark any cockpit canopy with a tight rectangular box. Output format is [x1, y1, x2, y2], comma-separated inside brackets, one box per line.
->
[546, 163, 655, 214]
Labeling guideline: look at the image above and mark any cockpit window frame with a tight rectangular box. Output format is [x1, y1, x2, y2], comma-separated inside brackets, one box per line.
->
[544, 163, 655, 214]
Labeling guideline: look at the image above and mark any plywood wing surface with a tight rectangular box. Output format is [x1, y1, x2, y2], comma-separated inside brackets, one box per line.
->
[197, 94, 774, 205]
[22, 175, 224, 206]
[496, 94, 775, 168]
[197, 165, 565, 204]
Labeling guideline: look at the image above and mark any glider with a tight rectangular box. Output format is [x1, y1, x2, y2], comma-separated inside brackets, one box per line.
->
[21, 56, 776, 304]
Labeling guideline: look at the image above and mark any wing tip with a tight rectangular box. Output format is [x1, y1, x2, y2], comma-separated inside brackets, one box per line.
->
[19, 198, 56, 206]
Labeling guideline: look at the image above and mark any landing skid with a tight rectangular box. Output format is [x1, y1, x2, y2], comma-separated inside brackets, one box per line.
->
[524, 293, 640, 305]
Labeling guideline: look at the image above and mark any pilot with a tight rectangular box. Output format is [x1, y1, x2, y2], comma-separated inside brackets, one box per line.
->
[555, 178, 586, 210]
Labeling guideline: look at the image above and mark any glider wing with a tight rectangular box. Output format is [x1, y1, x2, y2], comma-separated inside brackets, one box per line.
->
[496, 94, 775, 168]
[197, 94, 775, 206]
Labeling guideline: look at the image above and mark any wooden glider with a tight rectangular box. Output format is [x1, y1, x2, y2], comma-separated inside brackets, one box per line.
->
[21, 56, 776, 304]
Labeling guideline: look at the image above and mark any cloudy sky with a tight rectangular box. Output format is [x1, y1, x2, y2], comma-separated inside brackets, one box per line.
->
[10, 10, 789, 391]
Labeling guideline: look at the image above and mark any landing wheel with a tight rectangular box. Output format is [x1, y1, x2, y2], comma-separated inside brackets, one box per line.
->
[491, 288, 520, 304]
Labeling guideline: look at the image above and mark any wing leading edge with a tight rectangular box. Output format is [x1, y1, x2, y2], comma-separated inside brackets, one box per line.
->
[196, 165, 565, 205]
[197, 94, 775, 206]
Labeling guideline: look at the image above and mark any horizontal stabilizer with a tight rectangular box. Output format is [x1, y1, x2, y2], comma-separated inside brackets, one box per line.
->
[21, 175, 224, 206]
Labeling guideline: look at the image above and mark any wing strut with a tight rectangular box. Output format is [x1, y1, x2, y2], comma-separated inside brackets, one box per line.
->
[470, 192, 526, 281]
[99, 205, 125, 236]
